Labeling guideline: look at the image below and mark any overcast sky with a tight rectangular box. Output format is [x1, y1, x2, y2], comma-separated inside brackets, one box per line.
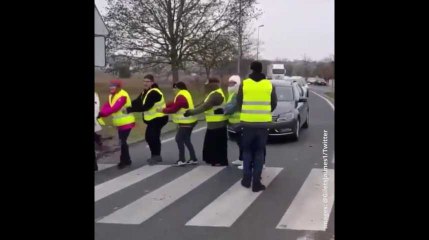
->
[95, 0, 334, 61]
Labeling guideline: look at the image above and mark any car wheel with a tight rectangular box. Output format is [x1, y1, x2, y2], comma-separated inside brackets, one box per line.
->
[303, 111, 309, 129]
[291, 119, 300, 141]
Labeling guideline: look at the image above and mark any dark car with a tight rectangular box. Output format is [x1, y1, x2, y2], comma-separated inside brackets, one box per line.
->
[228, 80, 309, 141]
[314, 79, 327, 86]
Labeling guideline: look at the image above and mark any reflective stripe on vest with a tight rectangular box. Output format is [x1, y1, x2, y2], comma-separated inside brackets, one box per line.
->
[172, 90, 198, 124]
[240, 79, 273, 123]
[204, 88, 227, 122]
[109, 89, 136, 127]
[143, 88, 166, 121]
[227, 92, 240, 124]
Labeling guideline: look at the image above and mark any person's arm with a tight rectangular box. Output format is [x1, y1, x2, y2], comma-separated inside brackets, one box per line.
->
[187, 92, 223, 116]
[127, 93, 144, 113]
[140, 90, 162, 112]
[236, 84, 243, 112]
[271, 85, 277, 112]
[224, 94, 238, 115]
[99, 97, 127, 117]
[162, 95, 188, 114]
[128, 90, 162, 113]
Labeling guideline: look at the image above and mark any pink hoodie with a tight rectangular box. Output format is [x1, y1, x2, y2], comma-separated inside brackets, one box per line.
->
[99, 95, 135, 131]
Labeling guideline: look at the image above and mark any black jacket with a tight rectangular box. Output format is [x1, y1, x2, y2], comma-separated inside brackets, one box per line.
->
[127, 84, 169, 124]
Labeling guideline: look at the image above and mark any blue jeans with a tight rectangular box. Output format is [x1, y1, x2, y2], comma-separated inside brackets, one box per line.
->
[242, 127, 268, 185]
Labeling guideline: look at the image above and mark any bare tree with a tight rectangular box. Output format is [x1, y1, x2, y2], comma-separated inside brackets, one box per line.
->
[303, 54, 311, 80]
[191, 33, 236, 78]
[105, 0, 238, 83]
[228, 0, 262, 77]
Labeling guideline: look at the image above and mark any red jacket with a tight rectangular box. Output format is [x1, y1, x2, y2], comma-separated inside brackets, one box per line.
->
[99, 95, 135, 131]
[162, 95, 189, 114]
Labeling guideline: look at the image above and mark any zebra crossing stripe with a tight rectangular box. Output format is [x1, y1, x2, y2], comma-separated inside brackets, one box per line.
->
[97, 166, 225, 225]
[276, 168, 334, 231]
[186, 167, 283, 227]
[95, 165, 170, 202]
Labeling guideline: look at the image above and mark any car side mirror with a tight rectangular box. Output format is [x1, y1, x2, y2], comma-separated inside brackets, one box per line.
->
[298, 98, 307, 102]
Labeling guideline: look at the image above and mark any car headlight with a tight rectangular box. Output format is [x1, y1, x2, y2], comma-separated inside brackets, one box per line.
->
[277, 113, 294, 122]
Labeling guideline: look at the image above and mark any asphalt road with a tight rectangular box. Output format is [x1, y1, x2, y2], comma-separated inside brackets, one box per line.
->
[95, 90, 335, 240]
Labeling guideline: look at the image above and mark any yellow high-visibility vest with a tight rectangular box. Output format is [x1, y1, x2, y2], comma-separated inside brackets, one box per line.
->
[108, 89, 136, 127]
[142, 88, 166, 121]
[172, 90, 198, 124]
[240, 79, 273, 122]
[227, 92, 240, 124]
[204, 88, 227, 122]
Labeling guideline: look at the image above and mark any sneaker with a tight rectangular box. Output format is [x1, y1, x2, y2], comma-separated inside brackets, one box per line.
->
[252, 183, 266, 192]
[154, 156, 163, 162]
[186, 159, 198, 165]
[238, 165, 243, 170]
[232, 159, 242, 165]
[175, 160, 187, 166]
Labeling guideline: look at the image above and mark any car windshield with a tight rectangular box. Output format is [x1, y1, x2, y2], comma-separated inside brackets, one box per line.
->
[275, 86, 294, 101]
[273, 69, 285, 74]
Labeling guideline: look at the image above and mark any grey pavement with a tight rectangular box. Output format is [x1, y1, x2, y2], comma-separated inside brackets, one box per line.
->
[95, 90, 335, 240]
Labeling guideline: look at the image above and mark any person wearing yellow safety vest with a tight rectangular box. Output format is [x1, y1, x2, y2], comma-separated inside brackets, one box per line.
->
[236, 61, 277, 192]
[126, 74, 168, 165]
[97, 80, 136, 169]
[156, 82, 198, 166]
[184, 77, 229, 166]
[223, 75, 243, 168]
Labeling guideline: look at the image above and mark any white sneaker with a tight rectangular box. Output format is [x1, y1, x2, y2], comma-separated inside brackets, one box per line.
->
[238, 164, 264, 170]
[232, 159, 242, 165]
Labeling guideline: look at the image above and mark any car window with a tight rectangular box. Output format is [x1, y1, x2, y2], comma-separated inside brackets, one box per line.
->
[275, 86, 294, 101]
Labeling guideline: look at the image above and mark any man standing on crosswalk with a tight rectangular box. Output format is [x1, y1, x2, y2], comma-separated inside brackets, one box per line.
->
[236, 61, 277, 192]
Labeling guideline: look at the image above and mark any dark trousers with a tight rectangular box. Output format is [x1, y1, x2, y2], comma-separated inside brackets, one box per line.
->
[242, 127, 268, 185]
[203, 127, 228, 165]
[237, 130, 266, 163]
[118, 129, 132, 163]
[176, 125, 197, 161]
[145, 117, 168, 157]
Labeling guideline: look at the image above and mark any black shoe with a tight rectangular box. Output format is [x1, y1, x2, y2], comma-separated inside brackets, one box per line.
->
[117, 161, 131, 169]
[252, 183, 266, 192]
[241, 176, 251, 188]
[150, 155, 162, 163]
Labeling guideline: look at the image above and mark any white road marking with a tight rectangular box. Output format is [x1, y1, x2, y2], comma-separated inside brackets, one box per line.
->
[96, 164, 115, 171]
[311, 90, 335, 166]
[95, 165, 170, 202]
[276, 168, 335, 231]
[186, 167, 283, 227]
[97, 166, 224, 225]
[310, 90, 334, 111]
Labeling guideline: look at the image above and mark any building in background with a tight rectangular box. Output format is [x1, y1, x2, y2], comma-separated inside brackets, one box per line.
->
[95, 5, 108, 67]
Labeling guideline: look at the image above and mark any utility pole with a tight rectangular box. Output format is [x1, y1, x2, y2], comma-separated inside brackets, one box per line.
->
[237, 0, 242, 77]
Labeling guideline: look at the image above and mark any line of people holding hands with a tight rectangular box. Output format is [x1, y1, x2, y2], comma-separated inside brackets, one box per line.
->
[96, 61, 277, 192]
